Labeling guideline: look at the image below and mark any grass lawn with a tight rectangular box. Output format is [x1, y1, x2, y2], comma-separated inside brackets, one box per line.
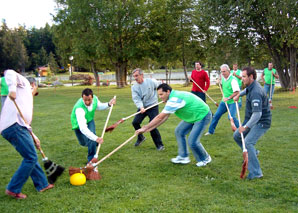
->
[0, 85, 297, 212]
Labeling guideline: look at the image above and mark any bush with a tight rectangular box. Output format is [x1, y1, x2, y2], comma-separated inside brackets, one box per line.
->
[70, 74, 94, 85]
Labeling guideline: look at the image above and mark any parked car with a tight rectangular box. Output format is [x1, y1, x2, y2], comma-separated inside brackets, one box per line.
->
[209, 70, 219, 82]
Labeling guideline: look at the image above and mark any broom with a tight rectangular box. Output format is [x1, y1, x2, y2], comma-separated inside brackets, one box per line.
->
[105, 101, 163, 132]
[190, 77, 219, 107]
[70, 134, 137, 177]
[12, 99, 65, 184]
[218, 83, 237, 132]
[235, 101, 248, 179]
[86, 96, 116, 180]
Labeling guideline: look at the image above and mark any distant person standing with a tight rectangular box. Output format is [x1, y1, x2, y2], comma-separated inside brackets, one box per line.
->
[131, 68, 164, 150]
[261, 62, 279, 108]
[0, 73, 9, 109]
[231, 64, 242, 108]
[190, 62, 210, 102]
[233, 67, 271, 180]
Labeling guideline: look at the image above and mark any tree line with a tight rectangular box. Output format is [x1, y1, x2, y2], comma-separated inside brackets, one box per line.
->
[1, 0, 297, 89]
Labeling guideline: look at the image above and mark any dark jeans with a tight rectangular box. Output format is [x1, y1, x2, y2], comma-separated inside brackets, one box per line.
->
[132, 105, 163, 148]
[74, 120, 97, 162]
[191, 91, 206, 102]
[1, 123, 48, 193]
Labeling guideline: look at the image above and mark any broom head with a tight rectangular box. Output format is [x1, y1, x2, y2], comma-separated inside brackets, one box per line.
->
[86, 166, 101, 180]
[240, 151, 248, 179]
[105, 119, 125, 132]
[43, 160, 65, 184]
[69, 166, 93, 176]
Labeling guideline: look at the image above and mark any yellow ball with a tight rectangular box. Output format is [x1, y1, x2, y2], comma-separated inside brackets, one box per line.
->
[70, 172, 86, 186]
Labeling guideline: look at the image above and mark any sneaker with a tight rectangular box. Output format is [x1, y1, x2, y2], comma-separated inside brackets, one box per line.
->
[256, 150, 260, 157]
[39, 184, 54, 192]
[196, 155, 212, 167]
[134, 136, 146, 146]
[204, 132, 212, 136]
[5, 189, 27, 199]
[157, 145, 165, 151]
[247, 175, 263, 180]
[171, 156, 190, 164]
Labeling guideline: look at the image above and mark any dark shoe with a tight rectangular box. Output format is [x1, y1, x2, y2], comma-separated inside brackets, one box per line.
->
[39, 184, 54, 192]
[157, 145, 165, 151]
[134, 137, 146, 146]
[5, 189, 27, 199]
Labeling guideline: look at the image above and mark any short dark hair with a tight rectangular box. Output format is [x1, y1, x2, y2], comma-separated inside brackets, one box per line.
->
[195, 61, 202, 66]
[242, 67, 256, 80]
[157, 83, 172, 92]
[82, 88, 93, 97]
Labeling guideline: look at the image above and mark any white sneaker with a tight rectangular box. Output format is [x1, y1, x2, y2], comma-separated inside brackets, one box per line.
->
[171, 156, 190, 164]
[204, 132, 212, 136]
[196, 155, 212, 167]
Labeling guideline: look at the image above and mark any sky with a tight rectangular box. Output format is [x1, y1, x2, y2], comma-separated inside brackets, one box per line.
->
[0, 0, 57, 29]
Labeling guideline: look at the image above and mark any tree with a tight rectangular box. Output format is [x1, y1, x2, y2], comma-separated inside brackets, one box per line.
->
[0, 21, 28, 72]
[198, 0, 298, 88]
[48, 52, 59, 75]
[54, 0, 151, 87]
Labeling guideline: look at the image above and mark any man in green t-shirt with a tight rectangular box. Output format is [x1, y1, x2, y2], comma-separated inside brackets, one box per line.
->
[205, 64, 240, 135]
[231, 64, 242, 108]
[136, 83, 212, 167]
[261, 62, 279, 108]
[70, 88, 116, 162]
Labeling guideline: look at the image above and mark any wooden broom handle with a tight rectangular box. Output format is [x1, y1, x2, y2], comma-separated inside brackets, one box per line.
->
[123, 101, 163, 121]
[235, 101, 247, 151]
[95, 95, 116, 157]
[12, 99, 47, 159]
[93, 134, 137, 167]
[190, 77, 218, 106]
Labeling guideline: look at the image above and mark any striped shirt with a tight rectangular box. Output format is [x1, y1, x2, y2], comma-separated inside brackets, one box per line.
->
[162, 96, 185, 114]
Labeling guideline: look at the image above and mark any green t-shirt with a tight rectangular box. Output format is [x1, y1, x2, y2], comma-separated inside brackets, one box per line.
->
[166, 90, 209, 123]
[1, 77, 9, 96]
[222, 76, 237, 104]
[231, 69, 242, 87]
[264, 68, 277, 84]
[71, 95, 98, 130]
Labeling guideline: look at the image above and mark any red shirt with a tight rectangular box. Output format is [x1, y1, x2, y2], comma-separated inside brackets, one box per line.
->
[191, 69, 210, 92]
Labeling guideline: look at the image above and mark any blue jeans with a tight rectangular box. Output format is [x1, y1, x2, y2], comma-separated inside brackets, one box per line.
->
[74, 120, 97, 162]
[208, 101, 239, 134]
[1, 123, 49, 193]
[191, 91, 206, 103]
[264, 83, 275, 101]
[233, 123, 269, 179]
[175, 110, 211, 162]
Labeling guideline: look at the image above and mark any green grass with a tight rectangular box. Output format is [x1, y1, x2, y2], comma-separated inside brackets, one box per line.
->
[0, 85, 297, 212]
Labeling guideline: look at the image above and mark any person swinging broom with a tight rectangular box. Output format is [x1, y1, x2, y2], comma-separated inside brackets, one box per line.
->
[70, 88, 116, 163]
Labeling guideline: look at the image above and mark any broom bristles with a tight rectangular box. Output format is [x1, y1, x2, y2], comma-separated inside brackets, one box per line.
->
[105, 119, 125, 132]
[86, 167, 101, 180]
[240, 151, 248, 179]
[43, 160, 65, 184]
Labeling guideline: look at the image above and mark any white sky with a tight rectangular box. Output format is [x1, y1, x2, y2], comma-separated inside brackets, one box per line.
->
[0, 0, 57, 29]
